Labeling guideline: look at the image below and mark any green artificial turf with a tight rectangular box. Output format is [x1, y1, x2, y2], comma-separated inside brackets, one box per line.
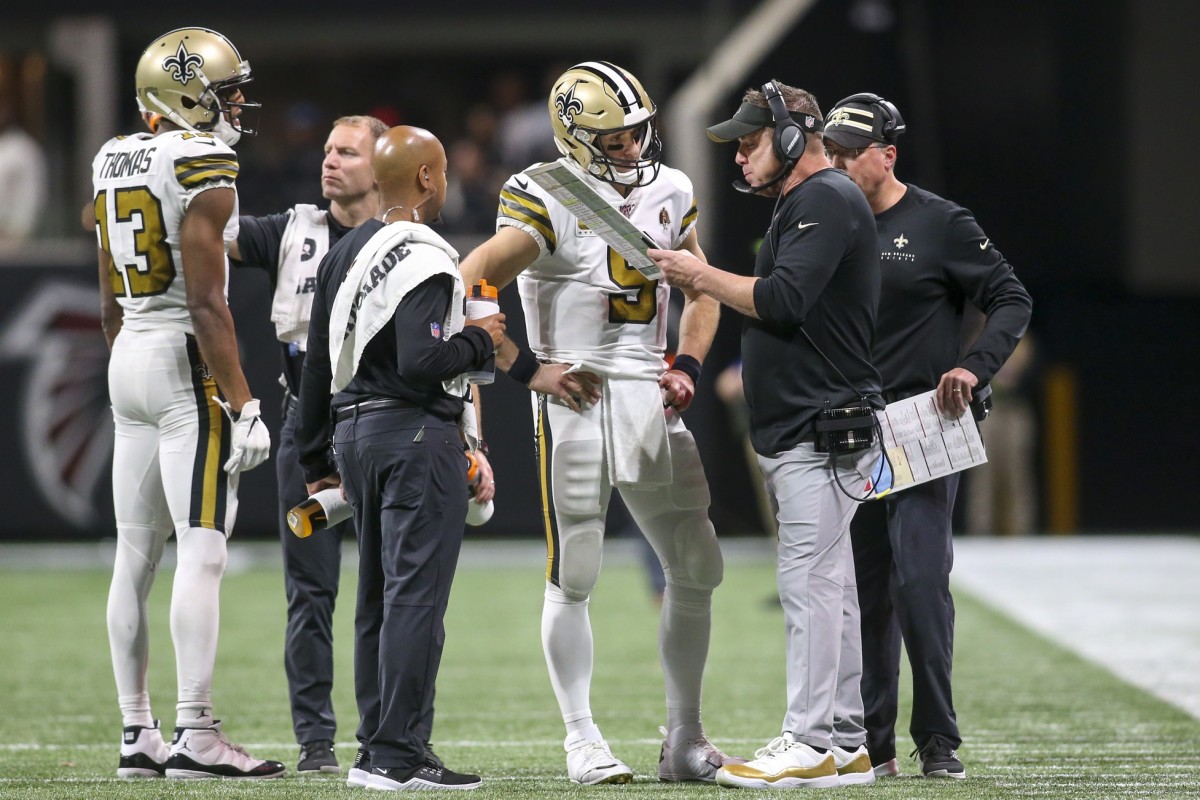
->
[1, 542, 1197, 798]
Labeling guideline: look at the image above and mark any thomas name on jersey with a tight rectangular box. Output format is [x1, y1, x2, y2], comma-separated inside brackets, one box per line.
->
[97, 147, 157, 180]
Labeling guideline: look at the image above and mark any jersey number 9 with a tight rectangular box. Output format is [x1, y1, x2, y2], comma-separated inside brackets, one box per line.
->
[607, 248, 657, 324]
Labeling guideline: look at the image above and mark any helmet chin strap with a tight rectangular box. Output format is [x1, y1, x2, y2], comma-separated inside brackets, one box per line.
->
[143, 91, 240, 145]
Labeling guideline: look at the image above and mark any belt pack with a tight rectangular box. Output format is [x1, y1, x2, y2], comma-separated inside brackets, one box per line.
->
[814, 401, 876, 454]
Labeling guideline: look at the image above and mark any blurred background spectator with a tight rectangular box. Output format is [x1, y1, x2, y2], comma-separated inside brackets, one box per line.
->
[0, 78, 47, 241]
[966, 334, 1039, 536]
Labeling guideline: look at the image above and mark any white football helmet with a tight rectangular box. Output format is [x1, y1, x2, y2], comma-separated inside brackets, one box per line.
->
[135, 27, 259, 146]
[548, 61, 662, 186]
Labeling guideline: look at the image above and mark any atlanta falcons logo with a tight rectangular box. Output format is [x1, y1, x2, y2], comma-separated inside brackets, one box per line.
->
[0, 283, 113, 529]
[162, 41, 204, 84]
[555, 84, 585, 130]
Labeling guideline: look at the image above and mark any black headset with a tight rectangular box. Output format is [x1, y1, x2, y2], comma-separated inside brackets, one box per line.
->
[832, 92, 906, 141]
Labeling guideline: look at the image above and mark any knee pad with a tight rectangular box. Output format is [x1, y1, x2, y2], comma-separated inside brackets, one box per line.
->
[544, 437, 606, 600]
[662, 514, 724, 591]
[552, 519, 604, 601]
[550, 439, 605, 518]
[625, 433, 722, 591]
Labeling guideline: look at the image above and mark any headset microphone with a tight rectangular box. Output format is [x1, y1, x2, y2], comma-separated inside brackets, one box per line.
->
[732, 161, 796, 194]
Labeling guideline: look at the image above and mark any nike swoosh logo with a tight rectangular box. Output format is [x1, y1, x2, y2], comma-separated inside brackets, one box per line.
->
[979, 239, 989, 250]
[797, 222, 820, 231]
[515, 177, 529, 190]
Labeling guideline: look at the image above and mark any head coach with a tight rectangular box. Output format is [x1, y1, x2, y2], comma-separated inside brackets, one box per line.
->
[650, 81, 884, 789]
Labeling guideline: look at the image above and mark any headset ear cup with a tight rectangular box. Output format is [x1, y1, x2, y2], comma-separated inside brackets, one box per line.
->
[775, 121, 805, 161]
[763, 80, 806, 162]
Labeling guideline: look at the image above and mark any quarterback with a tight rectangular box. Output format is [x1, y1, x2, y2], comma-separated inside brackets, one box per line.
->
[93, 28, 283, 779]
[461, 61, 740, 785]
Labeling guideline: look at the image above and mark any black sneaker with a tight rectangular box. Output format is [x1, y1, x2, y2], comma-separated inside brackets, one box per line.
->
[369, 762, 482, 790]
[424, 742, 445, 770]
[297, 739, 339, 773]
[347, 744, 371, 788]
[117, 721, 170, 778]
[912, 735, 965, 779]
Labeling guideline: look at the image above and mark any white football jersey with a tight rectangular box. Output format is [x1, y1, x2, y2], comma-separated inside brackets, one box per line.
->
[92, 130, 240, 335]
[498, 157, 698, 380]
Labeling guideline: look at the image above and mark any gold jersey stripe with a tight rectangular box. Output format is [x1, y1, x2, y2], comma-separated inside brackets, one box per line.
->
[536, 398, 558, 584]
[174, 156, 239, 188]
[184, 335, 229, 533]
[499, 189, 556, 250]
[197, 390, 225, 529]
[681, 200, 699, 234]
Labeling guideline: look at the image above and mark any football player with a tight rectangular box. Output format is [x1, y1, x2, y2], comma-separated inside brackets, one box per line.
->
[460, 61, 740, 785]
[93, 27, 283, 780]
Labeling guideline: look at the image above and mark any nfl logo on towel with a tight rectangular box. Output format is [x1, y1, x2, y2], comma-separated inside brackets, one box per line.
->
[430, 321, 441, 338]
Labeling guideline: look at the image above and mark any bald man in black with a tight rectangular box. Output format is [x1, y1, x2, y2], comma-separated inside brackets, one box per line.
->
[297, 126, 504, 791]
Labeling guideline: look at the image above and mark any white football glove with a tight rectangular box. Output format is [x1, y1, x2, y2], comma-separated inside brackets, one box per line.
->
[214, 397, 271, 474]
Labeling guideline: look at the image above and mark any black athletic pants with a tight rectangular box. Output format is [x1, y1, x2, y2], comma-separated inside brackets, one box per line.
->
[334, 407, 468, 771]
[850, 473, 962, 764]
[278, 399, 354, 746]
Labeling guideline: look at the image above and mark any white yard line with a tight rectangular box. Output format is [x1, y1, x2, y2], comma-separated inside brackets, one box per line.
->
[952, 535, 1200, 720]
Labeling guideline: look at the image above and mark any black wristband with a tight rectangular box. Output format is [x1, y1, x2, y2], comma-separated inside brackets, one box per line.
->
[507, 345, 540, 385]
[671, 354, 702, 385]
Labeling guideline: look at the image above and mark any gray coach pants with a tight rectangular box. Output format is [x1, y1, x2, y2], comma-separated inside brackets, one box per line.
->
[758, 441, 879, 750]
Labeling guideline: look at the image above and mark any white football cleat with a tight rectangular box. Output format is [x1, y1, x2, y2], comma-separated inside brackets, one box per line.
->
[165, 721, 286, 779]
[117, 720, 170, 778]
[564, 730, 633, 785]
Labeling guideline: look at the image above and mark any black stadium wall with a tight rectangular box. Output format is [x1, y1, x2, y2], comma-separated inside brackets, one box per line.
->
[2, 0, 1197, 538]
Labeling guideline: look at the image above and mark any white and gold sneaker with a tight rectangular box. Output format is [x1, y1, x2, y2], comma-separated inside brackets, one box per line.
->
[716, 733, 839, 789]
[832, 744, 876, 785]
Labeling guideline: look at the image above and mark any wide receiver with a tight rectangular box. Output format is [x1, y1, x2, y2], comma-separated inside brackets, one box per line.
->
[93, 27, 283, 780]
[461, 61, 740, 785]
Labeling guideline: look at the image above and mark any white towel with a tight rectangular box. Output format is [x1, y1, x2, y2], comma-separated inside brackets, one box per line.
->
[270, 204, 328, 343]
[329, 221, 461, 393]
[328, 221, 476, 447]
[602, 377, 673, 487]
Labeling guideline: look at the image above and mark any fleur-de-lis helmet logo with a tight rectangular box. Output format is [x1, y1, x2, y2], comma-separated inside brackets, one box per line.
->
[162, 41, 205, 85]
[555, 83, 584, 130]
